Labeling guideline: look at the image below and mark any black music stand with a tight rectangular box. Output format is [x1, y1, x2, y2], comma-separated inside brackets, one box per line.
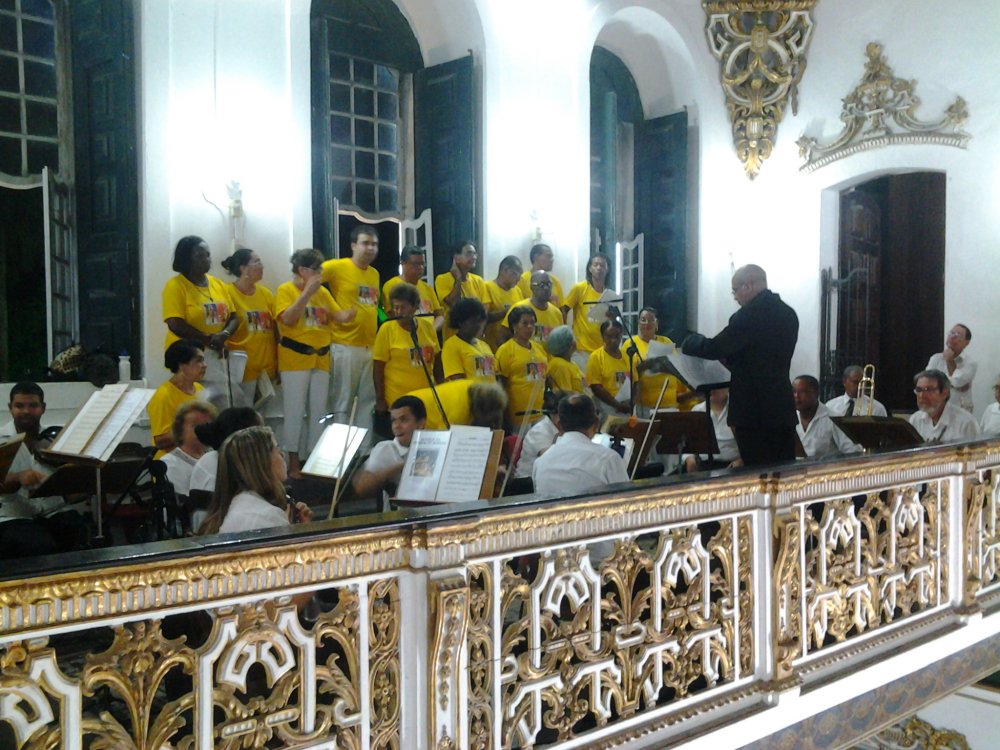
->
[655, 411, 719, 473]
[831, 416, 924, 452]
[601, 414, 666, 476]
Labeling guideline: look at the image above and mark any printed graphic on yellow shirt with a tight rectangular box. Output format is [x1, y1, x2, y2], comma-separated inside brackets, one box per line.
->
[525, 361, 548, 381]
[475, 355, 496, 378]
[245, 310, 273, 333]
[614, 371, 630, 388]
[304, 306, 329, 326]
[533, 323, 553, 343]
[358, 285, 378, 306]
[409, 345, 436, 367]
[203, 302, 229, 326]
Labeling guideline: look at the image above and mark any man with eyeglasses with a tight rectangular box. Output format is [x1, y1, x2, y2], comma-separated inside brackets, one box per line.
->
[926, 324, 976, 413]
[498, 270, 564, 346]
[682, 264, 799, 467]
[980, 377, 1000, 435]
[908, 369, 979, 443]
[382, 245, 444, 332]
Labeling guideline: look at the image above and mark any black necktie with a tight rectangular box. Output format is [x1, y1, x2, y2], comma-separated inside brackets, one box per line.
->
[844, 398, 855, 416]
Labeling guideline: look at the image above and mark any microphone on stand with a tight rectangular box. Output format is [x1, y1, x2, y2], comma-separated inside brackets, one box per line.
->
[407, 317, 451, 429]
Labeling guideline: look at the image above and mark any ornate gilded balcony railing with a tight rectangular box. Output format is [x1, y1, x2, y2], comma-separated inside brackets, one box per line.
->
[2, 440, 1000, 749]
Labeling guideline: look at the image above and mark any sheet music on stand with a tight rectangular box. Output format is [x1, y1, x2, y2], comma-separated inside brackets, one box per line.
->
[586, 290, 624, 323]
[302, 423, 368, 479]
[45, 384, 154, 463]
[657, 348, 731, 392]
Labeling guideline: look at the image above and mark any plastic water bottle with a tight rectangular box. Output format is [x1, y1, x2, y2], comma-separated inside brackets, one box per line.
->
[118, 352, 131, 383]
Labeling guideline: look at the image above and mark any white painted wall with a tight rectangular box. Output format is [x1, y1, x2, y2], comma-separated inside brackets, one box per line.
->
[134, 0, 1000, 414]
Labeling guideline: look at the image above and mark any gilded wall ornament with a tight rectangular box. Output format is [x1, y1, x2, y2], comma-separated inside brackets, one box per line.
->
[704, 0, 818, 179]
[798, 43, 971, 172]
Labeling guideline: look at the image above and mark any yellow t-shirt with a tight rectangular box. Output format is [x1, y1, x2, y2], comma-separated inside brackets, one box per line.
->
[226, 284, 277, 382]
[321, 257, 380, 347]
[409, 379, 473, 431]
[483, 281, 523, 350]
[502, 299, 564, 345]
[442, 335, 497, 382]
[435, 272, 488, 339]
[517, 271, 564, 307]
[495, 339, 549, 428]
[147, 380, 204, 458]
[547, 355, 586, 393]
[382, 276, 441, 317]
[586, 347, 631, 399]
[563, 281, 606, 354]
[373, 318, 440, 406]
[162, 274, 233, 349]
[275, 281, 338, 372]
[633, 335, 682, 409]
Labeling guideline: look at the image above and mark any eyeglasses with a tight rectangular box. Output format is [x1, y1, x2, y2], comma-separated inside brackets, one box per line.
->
[531, 281, 552, 288]
[731, 282, 749, 298]
[913, 386, 940, 394]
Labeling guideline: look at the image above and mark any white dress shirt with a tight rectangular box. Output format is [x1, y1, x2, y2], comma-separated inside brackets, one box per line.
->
[927, 352, 977, 412]
[681, 401, 739, 464]
[189, 451, 219, 493]
[908, 402, 981, 443]
[219, 491, 290, 533]
[825, 393, 887, 418]
[980, 402, 1000, 435]
[359, 437, 409, 510]
[160, 447, 200, 496]
[514, 417, 559, 479]
[796, 403, 862, 458]
[532, 431, 629, 496]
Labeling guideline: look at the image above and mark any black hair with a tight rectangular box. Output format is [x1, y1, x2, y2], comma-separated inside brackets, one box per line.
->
[453, 240, 476, 258]
[558, 393, 598, 433]
[164, 339, 204, 373]
[507, 305, 537, 329]
[957, 323, 972, 341]
[290, 248, 324, 274]
[639, 306, 658, 318]
[400, 245, 425, 264]
[9, 381, 44, 403]
[498, 255, 522, 273]
[529, 244, 551, 263]
[195, 406, 263, 450]
[599, 319, 624, 336]
[585, 253, 610, 285]
[172, 235, 207, 275]
[350, 224, 378, 243]
[390, 395, 427, 422]
[793, 375, 820, 392]
[388, 282, 421, 308]
[220, 247, 254, 277]
[449, 297, 487, 329]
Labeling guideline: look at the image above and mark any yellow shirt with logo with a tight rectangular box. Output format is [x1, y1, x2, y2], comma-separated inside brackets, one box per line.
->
[275, 281, 338, 372]
[321, 257, 380, 347]
[483, 281, 523, 350]
[373, 318, 440, 405]
[632, 335, 682, 409]
[435, 272, 488, 339]
[148, 380, 204, 458]
[226, 284, 277, 382]
[517, 271, 564, 307]
[547, 355, 586, 393]
[586, 347, 631, 399]
[563, 281, 606, 354]
[162, 274, 233, 349]
[502, 299, 564, 345]
[442, 335, 497, 382]
[382, 276, 441, 317]
[496, 339, 549, 428]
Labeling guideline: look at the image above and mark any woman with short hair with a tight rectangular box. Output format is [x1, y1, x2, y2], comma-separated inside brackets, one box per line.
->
[147, 339, 207, 456]
[220, 247, 277, 404]
[441, 298, 495, 383]
[373, 282, 441, 414]
[495, 306, 548, 429]
[545, 325, 586, 393]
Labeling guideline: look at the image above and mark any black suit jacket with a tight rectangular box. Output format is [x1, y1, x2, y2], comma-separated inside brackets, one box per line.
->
[682, 289, 798, 429]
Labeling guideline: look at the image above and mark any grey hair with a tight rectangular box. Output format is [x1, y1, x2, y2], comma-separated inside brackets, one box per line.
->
[546, 325, 575, 358]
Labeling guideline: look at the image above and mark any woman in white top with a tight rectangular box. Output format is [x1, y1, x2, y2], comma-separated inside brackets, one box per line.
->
[189, 407, 264, 494]
[198, 426, 312, 535]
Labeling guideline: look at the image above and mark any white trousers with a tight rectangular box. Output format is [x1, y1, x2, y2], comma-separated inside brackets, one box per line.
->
[329, 343, 375, 446]
[280, 369, 330, 456]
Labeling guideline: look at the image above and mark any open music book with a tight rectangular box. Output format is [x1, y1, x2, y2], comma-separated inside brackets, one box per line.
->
[42, 384, 154, 463]
[395, 426, 504, 503]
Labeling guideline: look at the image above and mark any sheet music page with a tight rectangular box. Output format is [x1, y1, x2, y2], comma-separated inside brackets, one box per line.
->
[50, 383, 129, 455]
[646, 340, 676, 359]
[586, 289, 623, 323]
[255, 372, 276, 409]
[88, 389, 155, 461]
[436, 425, 495, 502]
[227, 351, 248, 388]
[616, 378, 631, 404]
[665, 351, 731, 390]
[396, 430, 452, 501]
[302, 423, 368, 479]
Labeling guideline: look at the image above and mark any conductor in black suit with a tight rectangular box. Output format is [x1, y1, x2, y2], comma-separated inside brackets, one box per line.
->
[681, 264, 799, 467]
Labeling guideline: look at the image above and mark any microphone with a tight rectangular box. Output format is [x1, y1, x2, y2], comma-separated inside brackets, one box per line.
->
[383, 312, 436, 322]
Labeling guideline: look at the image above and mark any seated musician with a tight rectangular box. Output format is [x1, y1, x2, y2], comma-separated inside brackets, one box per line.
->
[793, 376, 861, 458]
[981, 374, 1000, 435]
[159, 401, 217, 498]
[352, 396, 426, 510]
[682, 388, 742, 472]
[909, 369, 980, 443]
[513, 389, 562, 480]
[0, 382, 81, 557]
[824, 365, 887, 417]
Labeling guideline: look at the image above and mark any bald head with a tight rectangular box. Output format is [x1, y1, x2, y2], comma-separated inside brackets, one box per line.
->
[529, 269, 553, 304]
[731, 264, 768, 306]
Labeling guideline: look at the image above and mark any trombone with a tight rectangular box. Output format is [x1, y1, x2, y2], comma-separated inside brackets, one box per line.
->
[852, 364, 876, 416]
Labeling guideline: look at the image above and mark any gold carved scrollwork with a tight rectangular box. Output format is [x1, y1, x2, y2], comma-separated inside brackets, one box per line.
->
[798, 43, 971, 172]
[772, 507, 802, 681]
[963, 470, 1000, 605]
[0, 640, 79, 750]
[704, 0, 817, 179]
[428, 578, 470, 750]
[856, 715, 971, 750]
[499, 519, 749, 747]
[467, 563, 494, 750]
[369, 578, 401, 750]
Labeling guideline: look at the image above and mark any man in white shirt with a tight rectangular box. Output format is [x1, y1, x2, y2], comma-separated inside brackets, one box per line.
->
[793, 376, 861, 458]
[682, 388, 741, 471]
[927, 324, 976, 413]
[513, 390, 561, 480]
[532, 394, 629, 496]
[352, 395, 426, 510]
[980, 375, 1000, 435]
[825, 365, 887, 418]
[908, 369, 980, 443]
[160, 401, 216, 498]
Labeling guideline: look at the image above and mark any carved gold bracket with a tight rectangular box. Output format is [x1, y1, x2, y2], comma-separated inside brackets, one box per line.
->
[429, 577, 469, 750]
[704, 0, 817, 179]
[798, 43, 971, 173]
